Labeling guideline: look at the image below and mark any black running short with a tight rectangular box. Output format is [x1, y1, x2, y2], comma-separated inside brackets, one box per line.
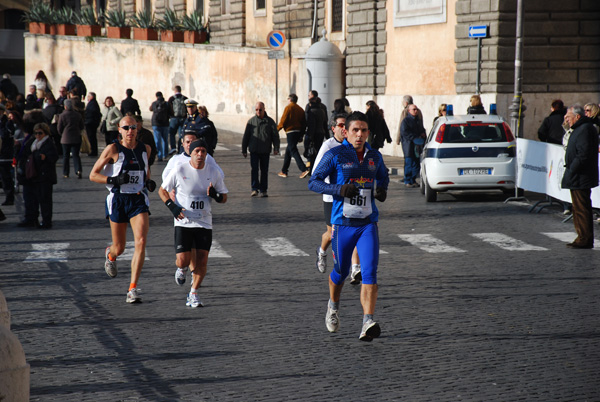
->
[174, 226, 212, 253]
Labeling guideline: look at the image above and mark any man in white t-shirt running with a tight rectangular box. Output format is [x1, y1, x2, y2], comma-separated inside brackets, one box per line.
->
[159, 138, 228, 307]
[313, 113, 361, 283]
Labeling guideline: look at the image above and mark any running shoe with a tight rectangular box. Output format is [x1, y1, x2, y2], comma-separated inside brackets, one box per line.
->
[277, 172, 287, 178]
[325, 304, 340, 333]
[186, 292, 203, 308]
[350, 264, 362, 285]
[104, 247, 117, 278]
[126, 288, 142, 303]
[175, 267, 187, 286]
[316, 248, 327, 273]
[299, 170, 310, 179]
[359, 319, 381, 342]
[251, 190, 259, 197]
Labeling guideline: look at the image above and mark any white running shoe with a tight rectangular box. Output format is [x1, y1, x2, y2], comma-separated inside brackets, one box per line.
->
[186, 292, 203, 308]
[359, 319, 381, 342]
[175, 267, 187, 286]
[104, 247, 117, 278]
[325, 304, 340, 333]
[316, 249, 327, 273]
[126, 288, 141, 303]
[350, 264, 362, 285]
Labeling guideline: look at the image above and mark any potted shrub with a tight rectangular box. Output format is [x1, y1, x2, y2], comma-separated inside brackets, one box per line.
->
[76, 6, 101, 37]
[131, 9, 158, 41]
[23, 1, 52, 34]
[54, 7, 76, 35]
[105, 9, 130, 39]
[181, 10, 207, 44]
[158, 8, 183, 42]
[48, 7, 59, 35]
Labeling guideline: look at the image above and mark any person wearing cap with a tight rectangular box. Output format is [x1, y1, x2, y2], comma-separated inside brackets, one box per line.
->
[89, 115, 154, 304]
[65, 71, 87, 98]
[242, 101, 279, 197]
[181, 99, 204, 153]
[159, 138, 228, 308]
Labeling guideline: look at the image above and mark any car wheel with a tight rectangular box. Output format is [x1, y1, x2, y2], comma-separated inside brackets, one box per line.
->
[420, 172, 425, 195]
[424, 176, 437, 202]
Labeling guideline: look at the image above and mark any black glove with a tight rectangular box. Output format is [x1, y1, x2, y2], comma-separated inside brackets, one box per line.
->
[374, 187, 387, 202]
[107, 172, 130, 185]
[208, 185, 224, 202]
[145, 179, 156, 192]
[165, 199, 183, 218]
[340, 183, 360, 198]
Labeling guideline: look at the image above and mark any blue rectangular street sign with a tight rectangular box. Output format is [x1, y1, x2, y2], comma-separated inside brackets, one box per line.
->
[469, 25, 489, 38]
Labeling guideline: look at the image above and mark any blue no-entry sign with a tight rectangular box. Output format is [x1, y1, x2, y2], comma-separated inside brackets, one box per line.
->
[468, 25, 489, 38]
[267, 30, 286, 50]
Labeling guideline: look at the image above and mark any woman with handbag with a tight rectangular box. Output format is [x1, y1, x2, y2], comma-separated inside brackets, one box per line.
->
[101, 96, 122, 146]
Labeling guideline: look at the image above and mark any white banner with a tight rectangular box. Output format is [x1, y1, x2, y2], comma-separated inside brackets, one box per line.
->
[516, 138, 600, 207]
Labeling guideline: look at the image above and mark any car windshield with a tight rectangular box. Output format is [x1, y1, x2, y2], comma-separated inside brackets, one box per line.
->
[442, 123, 507, 143]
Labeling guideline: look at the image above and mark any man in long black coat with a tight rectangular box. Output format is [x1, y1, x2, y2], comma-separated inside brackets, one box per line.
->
[85, 92, 102, 157]
[561, 105, 599, 249]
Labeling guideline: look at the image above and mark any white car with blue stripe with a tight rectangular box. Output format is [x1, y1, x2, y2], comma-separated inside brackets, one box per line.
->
[420, 113, 516, 202]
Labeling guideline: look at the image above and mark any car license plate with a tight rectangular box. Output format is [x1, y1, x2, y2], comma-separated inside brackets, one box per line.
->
[459, 168, 491, 175]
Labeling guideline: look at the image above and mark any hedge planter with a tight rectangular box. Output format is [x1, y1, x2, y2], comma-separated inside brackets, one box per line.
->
[107, 26, 131, 39]
[29, 22, 50, 34]
[133, 27, 158, 41]
[77, 24, 102, 36]
[57, 24, 76, 35]
[49, 24, 58, 35]
[161, 30, 184, 42]
[183, 31, 207, 44]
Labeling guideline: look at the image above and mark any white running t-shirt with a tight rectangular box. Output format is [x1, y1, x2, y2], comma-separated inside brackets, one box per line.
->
[161, 160, 228, 229]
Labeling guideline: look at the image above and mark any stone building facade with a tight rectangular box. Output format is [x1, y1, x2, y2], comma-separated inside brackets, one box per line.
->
[20, 0, 600, 156]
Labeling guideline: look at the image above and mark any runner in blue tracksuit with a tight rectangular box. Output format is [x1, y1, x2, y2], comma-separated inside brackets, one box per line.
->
[308, 111, 389, 341]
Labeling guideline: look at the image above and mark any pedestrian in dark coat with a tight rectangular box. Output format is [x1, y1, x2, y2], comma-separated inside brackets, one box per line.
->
[0, 73, 18, 100]
[0, 106, 15, 205]
[467, 94, 486, 114]
[561, 105, 599, 249]
[365, 100, 391, 150]
[120, 88, 141, 116]
[84, 92, 102, 156]
[65, 71, 87, 98]
[400, 104, 426, 187]
[57, 99, 84, 178]
[242, 102, 280, 197]
[538, 99, 567, 145]
[27, 123, 58, 228]
[305, 97, 328, 173]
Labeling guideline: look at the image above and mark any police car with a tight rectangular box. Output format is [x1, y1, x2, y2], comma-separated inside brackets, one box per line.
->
[420, 109, 516, 202]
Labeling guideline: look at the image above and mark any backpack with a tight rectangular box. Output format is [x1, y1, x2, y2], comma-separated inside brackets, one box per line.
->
[172, 96, 186, 117]
[156, 100, 170, 125]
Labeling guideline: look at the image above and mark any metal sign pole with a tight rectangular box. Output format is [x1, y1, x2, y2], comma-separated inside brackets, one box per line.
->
[275, 59, 279, 122]
[476, 37, 482, 95]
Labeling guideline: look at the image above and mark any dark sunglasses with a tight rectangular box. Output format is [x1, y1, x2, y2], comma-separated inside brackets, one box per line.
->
[120, 125, 137, 131]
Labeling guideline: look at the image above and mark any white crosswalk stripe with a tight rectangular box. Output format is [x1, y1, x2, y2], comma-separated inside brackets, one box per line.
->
[107, 241, 150, 261]
[25, 243, 70, 262]
[210, 241, 231, 258]
[397, 234, 466, 253]
[471, 233, 547, 251]
[257, 237, 310, 256]
[541, 232, 599, 250]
